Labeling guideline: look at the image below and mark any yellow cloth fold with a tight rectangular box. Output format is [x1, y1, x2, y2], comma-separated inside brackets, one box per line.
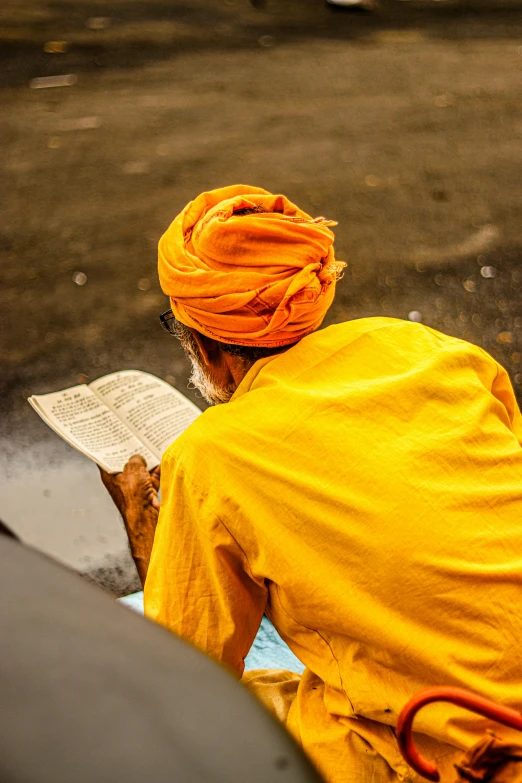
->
[157, 184, 345, 346]
[146, 317, 522, 783]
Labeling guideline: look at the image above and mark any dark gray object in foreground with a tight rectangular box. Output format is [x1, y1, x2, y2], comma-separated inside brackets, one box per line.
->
[0, 535, 323, 783]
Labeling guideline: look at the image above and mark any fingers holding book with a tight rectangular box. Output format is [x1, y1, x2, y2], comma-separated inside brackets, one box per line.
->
[150, 463, 161, 494]
[122, 454, 161, 511]
[99, 454, 161, 587]
[100, 454, 160, 513]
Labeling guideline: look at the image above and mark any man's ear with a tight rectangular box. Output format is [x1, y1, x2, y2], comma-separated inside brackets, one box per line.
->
[188, 328, 220, 368]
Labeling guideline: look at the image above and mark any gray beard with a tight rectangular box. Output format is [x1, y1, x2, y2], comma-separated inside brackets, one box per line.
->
[186, 352, 236, 406]
[176, 323, 237, 405]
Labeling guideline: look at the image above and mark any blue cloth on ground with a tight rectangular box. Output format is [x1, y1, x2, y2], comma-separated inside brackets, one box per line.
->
[118, 591, 304, 673]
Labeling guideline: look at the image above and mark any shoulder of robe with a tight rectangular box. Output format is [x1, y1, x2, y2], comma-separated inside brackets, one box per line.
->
[162, 402, 237, 468]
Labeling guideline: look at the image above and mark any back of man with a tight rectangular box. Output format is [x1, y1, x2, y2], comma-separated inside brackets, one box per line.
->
[146, 315, 522, 783]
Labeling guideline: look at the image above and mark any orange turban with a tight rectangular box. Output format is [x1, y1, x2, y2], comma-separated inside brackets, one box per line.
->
[157, 185, 346, 347]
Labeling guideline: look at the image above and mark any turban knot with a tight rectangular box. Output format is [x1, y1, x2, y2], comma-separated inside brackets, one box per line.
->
[158, 185, 346, 347]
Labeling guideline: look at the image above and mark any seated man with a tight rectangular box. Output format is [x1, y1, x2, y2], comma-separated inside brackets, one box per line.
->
[102, 185, 522, 783]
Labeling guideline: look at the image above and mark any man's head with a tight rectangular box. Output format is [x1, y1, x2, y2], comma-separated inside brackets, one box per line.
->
[170, 317, 293, 405]
[158, 185, 345, 403]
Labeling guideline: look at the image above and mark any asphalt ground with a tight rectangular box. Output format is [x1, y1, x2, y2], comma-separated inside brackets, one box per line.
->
[1, 0, 521, 587]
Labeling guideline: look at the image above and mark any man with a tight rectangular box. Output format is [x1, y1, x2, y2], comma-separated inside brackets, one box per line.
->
[102, 185, 522, 783]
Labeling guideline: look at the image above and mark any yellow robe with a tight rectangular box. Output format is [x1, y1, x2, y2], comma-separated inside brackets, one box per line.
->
[145, 317, 522, 783]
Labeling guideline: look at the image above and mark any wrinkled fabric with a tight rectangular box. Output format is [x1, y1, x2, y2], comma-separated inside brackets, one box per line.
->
[157, 185, 345, 346]
[454, 734, 522, 782]
[145, 317, 522, 783]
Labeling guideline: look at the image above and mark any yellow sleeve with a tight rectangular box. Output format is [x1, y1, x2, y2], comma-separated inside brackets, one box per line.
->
[144, 448, 268, 677]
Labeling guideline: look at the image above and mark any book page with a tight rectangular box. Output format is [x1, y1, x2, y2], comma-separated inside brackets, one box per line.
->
[89, 371, 201, 459]
[28, 385, 157, 473]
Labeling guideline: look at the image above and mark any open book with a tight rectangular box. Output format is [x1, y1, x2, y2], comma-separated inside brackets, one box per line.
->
[28, 370, 201, 473]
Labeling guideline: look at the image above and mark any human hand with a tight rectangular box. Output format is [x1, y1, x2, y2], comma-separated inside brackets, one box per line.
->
[99, 455, 160, 586]
[100, 455, 160, 519]
[150, 463, 161, 494]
